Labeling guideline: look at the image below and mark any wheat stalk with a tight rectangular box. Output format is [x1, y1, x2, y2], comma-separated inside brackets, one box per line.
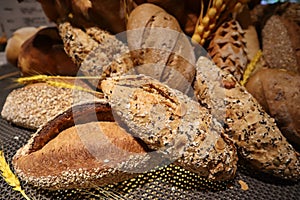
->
[122, 0, 136, 25]
[240, 50, 262, 86]
[0, 150, 31, 200]
[45, 80, 101, 95]
[16, 75, 104, 96]
[16, 75, 100, 85]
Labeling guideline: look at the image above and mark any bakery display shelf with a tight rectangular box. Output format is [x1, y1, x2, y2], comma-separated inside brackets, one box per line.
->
[0, 65, 299, 200]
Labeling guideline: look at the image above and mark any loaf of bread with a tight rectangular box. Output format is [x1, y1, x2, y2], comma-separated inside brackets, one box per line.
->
[262, 15, 300, 73]
[13, 102, 148, 190]
[58, 22, 134, 89]
[194, 56, 300, 180]
[1, 81, 96, 130]
[101, 75, 238, 181]
[246, 68, 300, 146]
[38, 0, 127, 33]
[5, 27, 39, 66]
[127, 3, 196, 94]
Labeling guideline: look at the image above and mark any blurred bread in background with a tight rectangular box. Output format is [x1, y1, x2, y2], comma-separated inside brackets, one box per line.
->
[5, 27, 40, 66]
[17, 27, 78, 76]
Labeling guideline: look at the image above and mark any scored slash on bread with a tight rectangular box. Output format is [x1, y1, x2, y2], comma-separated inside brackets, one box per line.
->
[101, 74, 238, 181]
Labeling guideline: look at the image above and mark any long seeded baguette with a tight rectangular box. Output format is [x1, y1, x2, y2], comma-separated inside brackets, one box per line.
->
[13, 101, 150, 190]
[58, 22, 134, 88]
[194, 56, 300, 180]
[101, 75, 238, 181]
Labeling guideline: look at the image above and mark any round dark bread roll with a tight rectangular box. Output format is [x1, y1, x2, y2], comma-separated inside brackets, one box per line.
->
[246, 68, 300, 146]
[5, 27, 39, 66]
[13, 102, 148, 190]
[18, 27, 79, 76]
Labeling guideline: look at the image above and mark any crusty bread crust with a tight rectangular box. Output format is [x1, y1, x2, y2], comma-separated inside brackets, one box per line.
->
[13, 102, 148, 190]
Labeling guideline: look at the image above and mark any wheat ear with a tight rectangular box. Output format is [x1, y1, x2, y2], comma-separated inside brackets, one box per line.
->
[0, 150, 30, 200]
[192, 0, 226, 45]
[240, 50, 262, 86]
[192, 0, 249, 46]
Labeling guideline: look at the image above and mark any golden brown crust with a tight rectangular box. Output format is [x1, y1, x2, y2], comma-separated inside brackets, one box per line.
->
[14, 122, 145, 177]
[18, 27, 78, 76]
[13, 102, 148, 190]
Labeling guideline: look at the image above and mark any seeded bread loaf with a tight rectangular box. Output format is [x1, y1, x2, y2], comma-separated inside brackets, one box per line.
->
[58, 22, 134, 88]
[194, 56, 300, 180]
[101, 75, 238, 181]
[13, 102, 148, 190]
[1, 81, 96, 130]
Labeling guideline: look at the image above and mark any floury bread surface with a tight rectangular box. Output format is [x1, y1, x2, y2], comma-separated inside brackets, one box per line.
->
[101, 75, 238, 181]
[194, 56, 300, 180]
[58, 4, 196, 94]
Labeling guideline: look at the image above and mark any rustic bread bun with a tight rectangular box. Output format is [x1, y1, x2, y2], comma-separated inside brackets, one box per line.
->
[5, 27, 39, 66]
[127, 3, 196, 94]
[13, 102, 148, 190]
[18, 27, 79, 76]
[1, 81, 96, 130]
[246, 68, 300, 146]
